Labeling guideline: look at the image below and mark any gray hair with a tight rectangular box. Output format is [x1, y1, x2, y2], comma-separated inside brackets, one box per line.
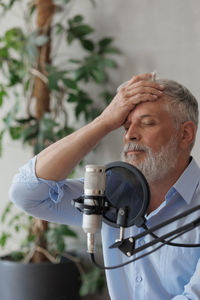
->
[156, 79, 199, 129]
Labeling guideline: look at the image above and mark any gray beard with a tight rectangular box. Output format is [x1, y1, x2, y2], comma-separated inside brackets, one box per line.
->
[121, 135, 179, 184]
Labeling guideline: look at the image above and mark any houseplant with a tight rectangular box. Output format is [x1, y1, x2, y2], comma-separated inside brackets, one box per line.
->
[0, 201, 106, 299]
[0, 0, 119, 299]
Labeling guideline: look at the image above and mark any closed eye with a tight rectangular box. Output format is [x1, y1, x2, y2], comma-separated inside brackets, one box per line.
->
[141, 121, 156, 126]
[140, 117, 156, 126]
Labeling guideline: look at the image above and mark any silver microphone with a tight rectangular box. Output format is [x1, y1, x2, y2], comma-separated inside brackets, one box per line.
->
[83, 164, 106, 253]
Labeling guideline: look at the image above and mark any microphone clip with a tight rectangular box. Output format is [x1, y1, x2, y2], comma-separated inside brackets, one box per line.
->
[72, 195, 110, 215]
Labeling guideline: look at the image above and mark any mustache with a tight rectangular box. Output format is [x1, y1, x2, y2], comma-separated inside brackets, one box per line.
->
[123, 142, 149, 154]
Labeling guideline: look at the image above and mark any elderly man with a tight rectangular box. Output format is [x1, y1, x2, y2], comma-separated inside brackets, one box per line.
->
[9, 73, 200, 300]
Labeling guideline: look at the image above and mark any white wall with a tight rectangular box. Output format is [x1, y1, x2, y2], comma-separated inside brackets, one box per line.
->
[1, 0, 200, 234]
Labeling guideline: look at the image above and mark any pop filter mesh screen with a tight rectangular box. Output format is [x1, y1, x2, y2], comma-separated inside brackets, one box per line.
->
[103, 164, 150, 227]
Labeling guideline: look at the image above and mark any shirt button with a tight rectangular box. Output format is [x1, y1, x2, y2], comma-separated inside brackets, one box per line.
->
[136, 275, 143, 283]
[139, 239, 145, 246]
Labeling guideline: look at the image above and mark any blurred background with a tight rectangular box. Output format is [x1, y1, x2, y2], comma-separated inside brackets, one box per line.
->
[0, 0, 200, 299]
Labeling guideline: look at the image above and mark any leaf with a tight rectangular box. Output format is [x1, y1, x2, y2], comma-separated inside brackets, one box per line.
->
[29, 3, 36, 16]
[62, 78, 78, 90]
[98, 37, 113, 48]
[9, 251, 24, 261]
[74, 66, 89, 82]
[8, 0, 15, 9]
[0, 130, 4, 157]
[80, 267, 106, 296]
[89, 107, 101, 120]
[8, 212, 24, 226]
[101, 57, 116, 68]
[5, 28, 24, 50]
[56, 237, 65, 254]
[7, 58, 25, 85]
[68, 59, 81, 64]
[56, 126, 74, 139]
[73, 15, 84, 23]
[22, 124, 39, 142]
[67, 93, 79, 103]
[3, 111, 14, 128]
[27, 234, 35, 243]
[72, 25, 94, 38]
[48, 70, 67, 91]
[42, 117, 58, 131]
[80, 39, 94, 52]
[0, 47, 9, 58]
[0, 232, 10, 248]
[58, 224, 78, 238]
[15, 225, 19, 232]
[24, 78, 30, 91]
[91, 69, 106, 83]
[100, 90, 114, 105]
[55, 23, 64, 34]
[67, 31, 74, 44]
[1, 202, 13, 223]
[9, 126, 22, 140]
[100, 46, 120, 54]
[0, 89, 7, 106]
[26, 34, 38, 61]
[34, 35, 49, 47]
[98, 38, 119, 54]
[34, 141, 45, 155]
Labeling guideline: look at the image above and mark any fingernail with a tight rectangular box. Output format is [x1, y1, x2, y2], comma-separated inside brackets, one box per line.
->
[160, 85, 165, 89]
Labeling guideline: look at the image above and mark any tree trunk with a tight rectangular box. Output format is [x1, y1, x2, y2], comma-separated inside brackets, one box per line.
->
[33, 0, 55, 120]
[32, 0, 56, 263]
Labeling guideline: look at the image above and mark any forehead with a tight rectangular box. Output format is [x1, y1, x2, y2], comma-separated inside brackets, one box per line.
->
[127, 99, 171, 122]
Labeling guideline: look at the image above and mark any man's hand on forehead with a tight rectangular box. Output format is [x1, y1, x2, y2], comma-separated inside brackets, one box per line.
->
[124, 80, 164, 100]
[99, 72, 164, 132]
[119, 73, 164, 99]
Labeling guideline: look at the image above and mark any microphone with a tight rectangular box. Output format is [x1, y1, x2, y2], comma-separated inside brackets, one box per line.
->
[82, 165, 106, 253]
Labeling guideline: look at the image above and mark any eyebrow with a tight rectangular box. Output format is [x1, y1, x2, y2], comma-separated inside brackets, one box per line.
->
[139, 114, 154, 119]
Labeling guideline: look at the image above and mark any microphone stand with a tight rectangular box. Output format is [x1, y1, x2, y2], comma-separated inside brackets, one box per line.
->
[89, 205, 200, 270]
[109, 205, 200, 257]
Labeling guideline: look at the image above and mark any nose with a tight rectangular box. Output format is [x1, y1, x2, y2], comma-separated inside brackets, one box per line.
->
[124, 124, 140, 142]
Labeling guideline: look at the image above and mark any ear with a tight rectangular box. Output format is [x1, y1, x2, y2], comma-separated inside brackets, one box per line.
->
[179, 121, 197, 149]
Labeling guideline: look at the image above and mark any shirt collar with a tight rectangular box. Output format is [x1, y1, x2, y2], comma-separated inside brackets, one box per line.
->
[166, 157, 200, 205]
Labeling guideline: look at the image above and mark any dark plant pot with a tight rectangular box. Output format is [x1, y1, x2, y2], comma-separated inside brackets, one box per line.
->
[0, 256, 81, 300]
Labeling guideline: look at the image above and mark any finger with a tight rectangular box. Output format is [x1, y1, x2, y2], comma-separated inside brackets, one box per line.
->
[125, 86, 163, 98]
[128, 73, 153, 85]
[127, 80, 165, 91]
[126, 93, 158, 106]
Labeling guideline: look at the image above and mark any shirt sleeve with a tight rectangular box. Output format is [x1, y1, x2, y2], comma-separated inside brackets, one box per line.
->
[9, 156, 84, 227]
[171, 258, 200, 300]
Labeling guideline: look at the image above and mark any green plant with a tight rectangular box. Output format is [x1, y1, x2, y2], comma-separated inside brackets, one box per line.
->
[0, 0, 119, 296]
[0, 1, 118, 155]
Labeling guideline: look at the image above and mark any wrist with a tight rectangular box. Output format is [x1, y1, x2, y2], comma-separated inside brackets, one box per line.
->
[93, 115, 114, 134]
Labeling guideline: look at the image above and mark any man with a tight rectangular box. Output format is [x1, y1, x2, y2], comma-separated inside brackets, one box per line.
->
[9, 73, 200, 299]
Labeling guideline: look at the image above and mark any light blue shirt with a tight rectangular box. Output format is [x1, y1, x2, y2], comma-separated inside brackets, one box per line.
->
[9, 157, 200, 300]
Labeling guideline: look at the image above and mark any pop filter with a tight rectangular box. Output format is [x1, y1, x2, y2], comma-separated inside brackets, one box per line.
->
[103, 161, 150, 228]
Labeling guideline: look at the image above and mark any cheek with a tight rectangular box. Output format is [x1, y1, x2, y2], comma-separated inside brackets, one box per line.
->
[144, 129, 174, 150]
